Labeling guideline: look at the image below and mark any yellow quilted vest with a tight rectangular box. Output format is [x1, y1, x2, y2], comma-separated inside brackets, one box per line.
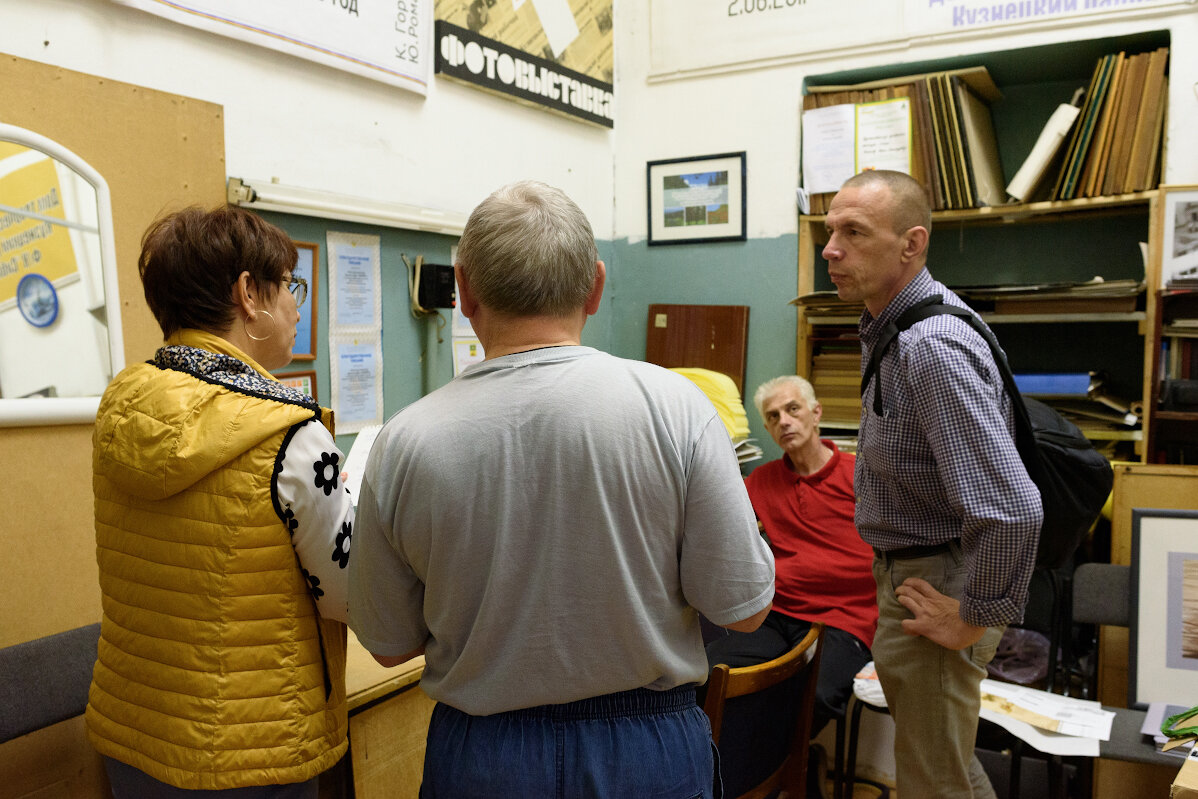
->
[86, 331, 348, 789]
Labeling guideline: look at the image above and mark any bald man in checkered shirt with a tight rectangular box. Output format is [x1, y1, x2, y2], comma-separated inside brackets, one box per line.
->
[822, 170, 1042, 799]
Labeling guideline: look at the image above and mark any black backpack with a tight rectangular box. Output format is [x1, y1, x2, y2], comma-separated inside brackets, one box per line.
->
[859, 295, 1114, 571]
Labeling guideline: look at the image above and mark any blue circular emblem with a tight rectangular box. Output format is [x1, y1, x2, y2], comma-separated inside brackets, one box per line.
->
[16, 273, 59, 328]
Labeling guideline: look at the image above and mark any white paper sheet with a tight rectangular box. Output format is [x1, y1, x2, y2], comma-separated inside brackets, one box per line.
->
[981, 680, 1114, 739]
[341, 424, 382, 507]
[801, 104, 856, 194]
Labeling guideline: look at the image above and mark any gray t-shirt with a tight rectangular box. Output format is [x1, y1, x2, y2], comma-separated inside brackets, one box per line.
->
[349, 346, 774, 715]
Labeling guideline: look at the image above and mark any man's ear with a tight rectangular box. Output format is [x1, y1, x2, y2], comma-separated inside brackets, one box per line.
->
[584, 260, 606, 316]
[900, 226, 930, 264]
[455, 263, 478, 318]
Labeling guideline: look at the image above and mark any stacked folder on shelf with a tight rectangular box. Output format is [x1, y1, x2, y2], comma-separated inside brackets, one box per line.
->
[1051, 46, 1170, 200]
[1013, 370, 1141, 430]
[801, 67, 1005, 214]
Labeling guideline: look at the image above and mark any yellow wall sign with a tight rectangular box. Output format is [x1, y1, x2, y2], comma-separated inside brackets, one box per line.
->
[0, 142, 78, 305]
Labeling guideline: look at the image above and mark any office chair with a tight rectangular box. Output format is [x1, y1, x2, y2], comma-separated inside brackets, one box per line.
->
[1071, 562, 1130, 700]
[704, 622, 825, 799]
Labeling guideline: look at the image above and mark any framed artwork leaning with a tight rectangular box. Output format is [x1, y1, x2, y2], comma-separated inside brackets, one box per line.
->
[1129, 508, 1198, 708]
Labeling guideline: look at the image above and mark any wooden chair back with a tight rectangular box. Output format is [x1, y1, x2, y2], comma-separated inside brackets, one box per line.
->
[702, 622, 824, 799]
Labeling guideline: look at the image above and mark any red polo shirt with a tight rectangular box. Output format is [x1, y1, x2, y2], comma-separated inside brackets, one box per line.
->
[744, 441, 878, 647]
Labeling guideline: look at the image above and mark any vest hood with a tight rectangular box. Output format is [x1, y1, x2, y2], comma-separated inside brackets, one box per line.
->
[94, 330, 321, 501]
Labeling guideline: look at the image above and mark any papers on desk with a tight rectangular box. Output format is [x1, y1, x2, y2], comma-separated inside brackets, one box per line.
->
[979, 679, 1115, 756]
[341, 424, 382, 507]
[1142, 702, 1198, 758]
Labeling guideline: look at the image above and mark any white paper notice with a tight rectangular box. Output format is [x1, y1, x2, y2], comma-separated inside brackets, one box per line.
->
[331, 337, 382, 434]
[530, 0, 580, 57]
[332, 245, 379, 327]
[801, 104, 856, 195]
[856, 98, 911, 175]
[452, 337, 486, 376]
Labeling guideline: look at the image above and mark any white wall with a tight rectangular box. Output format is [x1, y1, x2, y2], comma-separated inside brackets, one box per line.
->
[0, 0, 615, 233]
[612, 2, 1198, 242]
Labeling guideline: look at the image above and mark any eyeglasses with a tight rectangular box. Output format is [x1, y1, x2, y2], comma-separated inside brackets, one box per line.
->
[286, 275, 308, 306]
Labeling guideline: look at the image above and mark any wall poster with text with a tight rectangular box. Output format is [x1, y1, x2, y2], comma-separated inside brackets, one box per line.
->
[434, 0, 613, 127]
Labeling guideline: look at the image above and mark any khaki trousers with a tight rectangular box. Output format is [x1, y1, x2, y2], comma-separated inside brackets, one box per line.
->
[871, 544, 1004, 799]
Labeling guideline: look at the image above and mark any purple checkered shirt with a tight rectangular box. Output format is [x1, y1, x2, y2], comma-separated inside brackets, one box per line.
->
[855, 268, 1042, 627]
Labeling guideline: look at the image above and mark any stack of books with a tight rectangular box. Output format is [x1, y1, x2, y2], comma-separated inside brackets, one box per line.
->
[1048, 46, 1170, 201]
[801, 66, 1005, 214]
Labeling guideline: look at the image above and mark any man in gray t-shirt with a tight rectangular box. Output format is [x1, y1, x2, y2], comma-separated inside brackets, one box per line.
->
[349, 180, 774, 799]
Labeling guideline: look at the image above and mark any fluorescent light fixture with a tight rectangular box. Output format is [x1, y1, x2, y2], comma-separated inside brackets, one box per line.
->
[227, 177, 466, 236]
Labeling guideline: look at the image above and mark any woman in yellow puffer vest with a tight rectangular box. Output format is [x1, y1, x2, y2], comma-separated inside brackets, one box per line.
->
[87, 206, 354, 798]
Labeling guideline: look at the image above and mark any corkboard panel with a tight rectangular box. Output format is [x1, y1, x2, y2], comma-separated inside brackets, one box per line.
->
[0, 53, 226, 363]
[0, 53, 226, 648]
[1099, 463, 1198, 707]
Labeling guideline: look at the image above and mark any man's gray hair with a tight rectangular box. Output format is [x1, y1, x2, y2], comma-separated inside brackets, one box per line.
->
[457, 180, 599, 317]
[753, 375, 818, 420]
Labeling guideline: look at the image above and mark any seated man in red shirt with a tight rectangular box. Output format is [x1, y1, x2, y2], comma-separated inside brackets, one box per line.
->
[707, 374, 877, 737]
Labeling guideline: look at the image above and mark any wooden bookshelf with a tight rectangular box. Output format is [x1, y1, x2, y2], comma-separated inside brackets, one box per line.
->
[797, 32, 1171, 460]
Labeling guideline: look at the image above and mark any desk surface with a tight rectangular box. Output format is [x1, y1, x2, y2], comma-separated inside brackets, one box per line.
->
[1102, 706, 1190, 768]
[346, 630, 424, 712]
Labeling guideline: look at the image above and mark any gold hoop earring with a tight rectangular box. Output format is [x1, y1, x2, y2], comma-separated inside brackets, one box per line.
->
[244, 309, 275, 342]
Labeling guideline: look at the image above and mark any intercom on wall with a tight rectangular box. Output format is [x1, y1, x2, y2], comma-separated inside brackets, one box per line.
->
[417, 262, 456, 310]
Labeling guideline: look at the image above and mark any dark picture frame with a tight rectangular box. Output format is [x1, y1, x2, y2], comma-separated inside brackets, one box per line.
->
[291, 241, 318, 361]
[1129, 508, 1198, 708]
[275, 369, 318, 403]
[646, 151, 746, 246]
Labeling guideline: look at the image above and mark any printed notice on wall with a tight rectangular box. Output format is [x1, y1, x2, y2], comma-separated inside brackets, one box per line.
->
[331, 337, 383, 434]
[855, 98, 910, 175]
[326, 232, 383, 433]
[111, 0, 432, 94]
[328, 233, 380, 329]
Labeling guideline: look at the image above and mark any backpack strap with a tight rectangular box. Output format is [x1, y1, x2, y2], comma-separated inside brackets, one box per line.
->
[859, 294, 1036, 465]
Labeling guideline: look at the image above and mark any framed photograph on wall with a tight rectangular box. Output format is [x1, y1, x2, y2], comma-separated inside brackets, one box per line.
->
[1161, 185, 1198, 289]
[1129, 508, 1198, 708]
[275, 369, 318, 402]
[291, 241, 318, 361]
[646, 152, 746, 246]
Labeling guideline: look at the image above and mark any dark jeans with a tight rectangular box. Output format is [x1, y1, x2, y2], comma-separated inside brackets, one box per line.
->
[705, 612, 872, 736]
[104, 758, 318, 799]
[419, 685, 717, 799]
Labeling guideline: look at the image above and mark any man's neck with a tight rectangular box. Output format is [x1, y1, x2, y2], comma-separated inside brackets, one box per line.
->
[477, 312, 586, 360]
[787, 440, 833, 476]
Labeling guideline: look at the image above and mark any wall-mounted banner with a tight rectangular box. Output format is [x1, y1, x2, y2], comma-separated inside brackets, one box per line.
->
[434, 0, 613, 127]
[112, 0, 432, 95]
[650, 0, 1184, 79]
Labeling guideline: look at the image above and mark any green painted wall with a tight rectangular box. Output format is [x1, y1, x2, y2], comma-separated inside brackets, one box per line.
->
[604, 234, 800, 466]
[258, 211, 616, 455]
[259, 210, 797, 466]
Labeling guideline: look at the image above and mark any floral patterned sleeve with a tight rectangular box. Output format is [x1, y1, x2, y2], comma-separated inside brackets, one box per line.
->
[273, 419, 354, 624]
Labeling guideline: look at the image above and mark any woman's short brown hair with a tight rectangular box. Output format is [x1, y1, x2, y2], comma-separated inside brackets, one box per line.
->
[138, 205, 297, 338]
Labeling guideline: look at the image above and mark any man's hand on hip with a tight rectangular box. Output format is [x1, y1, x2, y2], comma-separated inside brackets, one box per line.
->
[895, 577, 986, 650]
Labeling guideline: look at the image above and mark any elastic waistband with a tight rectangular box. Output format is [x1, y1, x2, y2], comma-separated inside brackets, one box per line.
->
[876, 539, 959, 560]
[504, 685, 697, 721]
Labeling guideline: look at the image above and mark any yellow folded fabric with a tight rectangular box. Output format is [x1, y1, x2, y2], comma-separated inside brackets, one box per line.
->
[669, 367, 751, 441]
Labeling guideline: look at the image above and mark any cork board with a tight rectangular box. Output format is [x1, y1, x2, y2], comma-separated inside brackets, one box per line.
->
[1100, 463, 1198, 707]
[0, 54, 226, 648]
